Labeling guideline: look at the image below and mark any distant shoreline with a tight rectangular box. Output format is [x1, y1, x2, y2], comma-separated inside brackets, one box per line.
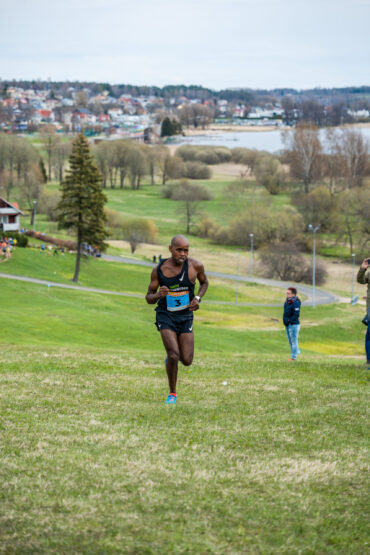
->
[182, 121, 370, 138]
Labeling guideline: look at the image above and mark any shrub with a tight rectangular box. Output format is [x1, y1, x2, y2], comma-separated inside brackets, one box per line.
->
[37, 190, 62, 221]
[231, 148, 261, 173]
[255, 156, 286, 195]
[292, 185, 338, 231]
[258, 242, 327, 285]
[3, 231, 28, 247]
[195, 149, 219, 165]
[177, 146, 231, 165]
[182, 161, 211, 180]
[195, 216, 218, 238]
[121, 218, 157, 253]
[105, 208, 124, 229]
[214, 147, 232, 163]
[176, 146, 198, 162]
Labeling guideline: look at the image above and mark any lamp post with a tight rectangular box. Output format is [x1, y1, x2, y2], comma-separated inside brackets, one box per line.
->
[33, 200, 37, 233]
[249, 233, 254, 277]
[235, 251, 239, 305]
[351, 253, 356, 302]
[308, 224, 320, 308]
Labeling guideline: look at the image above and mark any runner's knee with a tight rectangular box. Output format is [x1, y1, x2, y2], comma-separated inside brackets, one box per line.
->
[167, 349, 180, 363]
[181, 353, 193, 366]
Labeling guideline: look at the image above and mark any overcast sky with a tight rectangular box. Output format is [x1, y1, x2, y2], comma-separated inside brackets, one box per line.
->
[1, 0, 369, 90]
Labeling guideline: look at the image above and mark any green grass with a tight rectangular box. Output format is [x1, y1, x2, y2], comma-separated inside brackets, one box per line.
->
[3, 247, 286, 304]
[0, 235, 368, 553]
[0, 342, 368, 553]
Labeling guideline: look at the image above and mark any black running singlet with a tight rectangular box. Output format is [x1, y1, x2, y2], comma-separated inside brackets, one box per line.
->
[156, 258, 195, 314]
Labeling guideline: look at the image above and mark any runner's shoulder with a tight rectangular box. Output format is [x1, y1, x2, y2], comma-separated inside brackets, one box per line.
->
[188, 257, 205, 272]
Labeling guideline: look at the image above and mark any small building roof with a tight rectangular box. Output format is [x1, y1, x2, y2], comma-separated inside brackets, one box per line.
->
[0, 197, 25, 215]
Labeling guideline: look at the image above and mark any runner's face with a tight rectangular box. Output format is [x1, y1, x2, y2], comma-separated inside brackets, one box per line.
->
[170, 241, 189, 265]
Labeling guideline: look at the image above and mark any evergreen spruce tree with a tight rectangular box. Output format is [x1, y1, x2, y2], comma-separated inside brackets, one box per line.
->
[57, 134, 107, 282]
[160, 117, 174, 137]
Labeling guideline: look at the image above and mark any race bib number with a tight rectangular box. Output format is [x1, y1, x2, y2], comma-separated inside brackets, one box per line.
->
[166, 290, 190, 312]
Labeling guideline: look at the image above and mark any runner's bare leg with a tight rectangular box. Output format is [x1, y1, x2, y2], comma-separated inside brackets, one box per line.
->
[160, 329, 180, 393]
[179, 332, 194, 366]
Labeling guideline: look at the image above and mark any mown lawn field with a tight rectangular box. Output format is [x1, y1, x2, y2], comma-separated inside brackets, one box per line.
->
[0, 259, 369, 553]
[2, 248, 286, 304]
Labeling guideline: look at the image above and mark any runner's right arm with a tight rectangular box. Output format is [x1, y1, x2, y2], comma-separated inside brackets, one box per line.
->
[145, 267, 169, 304]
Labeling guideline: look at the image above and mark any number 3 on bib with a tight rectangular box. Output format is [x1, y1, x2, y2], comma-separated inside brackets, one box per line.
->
[166, 290, 190, 312]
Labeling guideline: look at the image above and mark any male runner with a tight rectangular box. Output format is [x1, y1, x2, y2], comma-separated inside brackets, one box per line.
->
[145, 235, 208, 404]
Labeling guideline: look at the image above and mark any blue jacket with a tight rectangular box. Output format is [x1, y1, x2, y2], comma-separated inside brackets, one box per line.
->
[283, 296, 301, 326]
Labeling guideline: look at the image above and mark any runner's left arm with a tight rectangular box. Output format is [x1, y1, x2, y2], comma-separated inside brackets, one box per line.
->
[189, 262, 208, 311]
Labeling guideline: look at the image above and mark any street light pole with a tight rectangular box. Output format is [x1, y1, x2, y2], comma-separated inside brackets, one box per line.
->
[33, 200, 37, 233]
[308, 224, 320, 308]
[351, 253, 356, 301]
[235, 251, 239, 305]
[249, 233, 254, 277]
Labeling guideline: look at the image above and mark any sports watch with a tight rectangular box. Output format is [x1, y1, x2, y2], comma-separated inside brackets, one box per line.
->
[195, 296, 201, 303]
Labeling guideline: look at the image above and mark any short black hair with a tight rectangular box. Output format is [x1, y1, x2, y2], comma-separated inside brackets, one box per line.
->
[170, 234, 188, 246]
[288, 287, 297, 295]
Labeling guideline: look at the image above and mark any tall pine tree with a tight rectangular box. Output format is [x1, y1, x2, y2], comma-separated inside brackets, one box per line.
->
[57, 134, 107, 282]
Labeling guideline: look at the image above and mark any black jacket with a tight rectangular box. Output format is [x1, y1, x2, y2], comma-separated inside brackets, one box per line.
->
[283, 296, 301, 326]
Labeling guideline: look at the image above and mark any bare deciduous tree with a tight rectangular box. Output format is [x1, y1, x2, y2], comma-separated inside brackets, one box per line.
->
[40, 124, 59, 181]
[282, 122, 322, 193]
[336, 129, 369, 189]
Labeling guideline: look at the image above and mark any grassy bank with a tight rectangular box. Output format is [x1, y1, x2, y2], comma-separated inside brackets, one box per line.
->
[1, 346, 368, 553]
[0, 248, 368, 553]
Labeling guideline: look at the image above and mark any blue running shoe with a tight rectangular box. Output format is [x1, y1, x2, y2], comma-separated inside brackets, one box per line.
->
[165, 394, 177, 404]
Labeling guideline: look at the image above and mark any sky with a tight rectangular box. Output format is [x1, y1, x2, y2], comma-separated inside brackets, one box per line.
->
[0, 0, 369, 90]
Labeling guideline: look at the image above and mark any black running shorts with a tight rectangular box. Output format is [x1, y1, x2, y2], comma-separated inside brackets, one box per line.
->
[155, 310, 194, 335]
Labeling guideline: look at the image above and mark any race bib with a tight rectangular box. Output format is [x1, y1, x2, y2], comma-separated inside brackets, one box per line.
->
[166, 290, 190, 312]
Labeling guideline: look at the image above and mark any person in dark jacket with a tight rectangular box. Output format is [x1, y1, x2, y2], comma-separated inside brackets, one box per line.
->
[283, 287, 301, 361]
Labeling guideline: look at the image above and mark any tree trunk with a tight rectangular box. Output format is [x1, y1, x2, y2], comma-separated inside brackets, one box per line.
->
[72, 229, 82, 283]
[120, 170, 126, 188]
[304, 177, 309, 194]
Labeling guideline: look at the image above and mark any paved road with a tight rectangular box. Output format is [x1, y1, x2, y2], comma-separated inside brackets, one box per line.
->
[102, 254, 340, 307]
[0, 255, 340, 307]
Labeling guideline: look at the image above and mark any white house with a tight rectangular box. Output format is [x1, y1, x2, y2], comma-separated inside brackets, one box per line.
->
[0, 198, 24, 232]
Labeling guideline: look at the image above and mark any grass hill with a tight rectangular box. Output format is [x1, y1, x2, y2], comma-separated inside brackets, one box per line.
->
[1, 160, 369, 552]
[0, 259, 368, 552]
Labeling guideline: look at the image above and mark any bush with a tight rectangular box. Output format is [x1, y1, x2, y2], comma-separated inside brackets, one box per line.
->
[121, 218, 158, 253]
[176, 146, 198, 162]
[209, 206, 305, 249]
[214, 147, 232, 163]
[258, 242, 327, 285]
[37, 190, 61, 221]
[105, 208, 124, 229]
[195, 216, 218, 238]
[299, 261, 328, 286]
[177, 146, 232, 165]
[292, 185, 338, 231]
[3, 231, 28, 247]
[182, 161, 212, 180]
[195, 150, 219, 165]
[255, 156, 286, 195]
[231, 148, 262, 173]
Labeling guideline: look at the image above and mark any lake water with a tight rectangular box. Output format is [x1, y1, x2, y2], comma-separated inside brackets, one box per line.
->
[177, 126, 370, 153]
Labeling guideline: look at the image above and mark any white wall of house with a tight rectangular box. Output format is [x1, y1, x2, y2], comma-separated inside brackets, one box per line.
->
[0, 212, 21, 232]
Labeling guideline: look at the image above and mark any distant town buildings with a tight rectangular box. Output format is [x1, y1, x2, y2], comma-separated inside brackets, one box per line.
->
[0, 82, 369, 135]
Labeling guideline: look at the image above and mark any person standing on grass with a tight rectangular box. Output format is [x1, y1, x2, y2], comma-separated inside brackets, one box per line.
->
[357, 258, 370, 370]
[283, 287, 301, 361]
[145, 235, 208, 404]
